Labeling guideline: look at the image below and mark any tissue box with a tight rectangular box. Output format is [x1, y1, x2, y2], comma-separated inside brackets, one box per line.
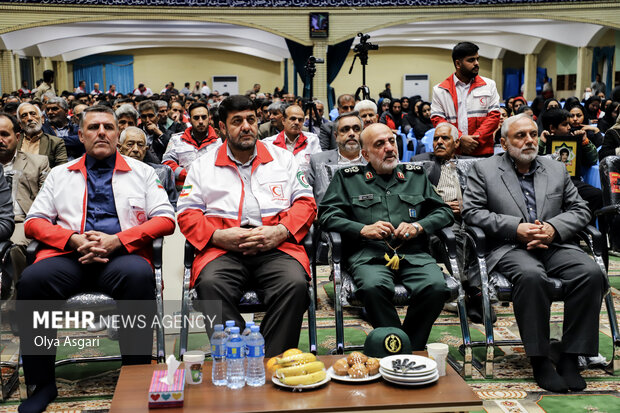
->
[148, 369, 185, 409]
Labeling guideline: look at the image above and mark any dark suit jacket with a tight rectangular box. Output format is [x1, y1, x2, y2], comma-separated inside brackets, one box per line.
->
[10, 151, 50, 222]
[16, 133, 68, 168]
[318, 121, 337, 151]
[462, 153, 590, 272]
[411, 152, 473, 186]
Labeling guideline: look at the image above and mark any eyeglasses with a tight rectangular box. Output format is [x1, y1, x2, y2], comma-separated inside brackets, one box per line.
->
[340, 105, 355, 111]
[140, 113, 156, 119]
[338, 125, 362, 134]
[192, 115, 208, 121]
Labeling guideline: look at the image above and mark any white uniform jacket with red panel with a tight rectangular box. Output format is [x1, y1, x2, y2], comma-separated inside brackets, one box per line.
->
[25, 152, 176, 265]
[430, 74, 500, 157]
[177, 140, 317, 288]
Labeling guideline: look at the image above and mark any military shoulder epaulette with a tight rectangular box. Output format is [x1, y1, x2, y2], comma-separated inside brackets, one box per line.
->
[404, 164, 423, 173]
[342, 166, 362, 176]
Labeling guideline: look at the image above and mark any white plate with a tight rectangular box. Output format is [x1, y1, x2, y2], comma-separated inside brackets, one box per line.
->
[379, 355, 437, 376]
[382, 372, 439, 386]
[327, 366, 382, 382]
[271, 373, 330, 390]
[380, 368, 439, 383]
[378, 365, 437, 378]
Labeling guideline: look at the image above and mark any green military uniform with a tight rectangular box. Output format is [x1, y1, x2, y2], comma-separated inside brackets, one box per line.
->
[318, 163, 454, 350]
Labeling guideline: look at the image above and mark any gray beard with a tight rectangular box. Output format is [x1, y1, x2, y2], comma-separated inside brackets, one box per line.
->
[24, 124, 42, 136]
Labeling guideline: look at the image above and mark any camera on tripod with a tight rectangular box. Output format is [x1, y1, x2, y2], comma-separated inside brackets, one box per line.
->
[353, 33, 379, 55]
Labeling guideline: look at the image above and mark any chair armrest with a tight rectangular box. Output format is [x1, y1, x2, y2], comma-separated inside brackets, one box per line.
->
[594, 205, 620, 217]
[184, 240, 195, 269]
[435, 226, 457, 259]
[0, 240, 12, 258]
[26, 240, 42, 265]
[302, 224, 315, 258]
[464, 225, 486, 257]
[152, 237, 163, 268]
[323, 231, 342, 264]
[577, 225, 604, 256]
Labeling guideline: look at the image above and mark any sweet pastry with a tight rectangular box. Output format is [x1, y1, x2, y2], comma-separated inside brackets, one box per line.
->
[347, 351, 368, 365]
[332, 358, 349, 376]
[348, 363, 369, 378]
[365, 358, 380, 375]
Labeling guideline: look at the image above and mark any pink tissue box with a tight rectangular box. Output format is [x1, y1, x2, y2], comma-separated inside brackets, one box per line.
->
[148, 369, 185, 409]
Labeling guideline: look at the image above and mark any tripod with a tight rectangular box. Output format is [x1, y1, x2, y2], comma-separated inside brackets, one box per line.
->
[304, 56, 324, 133]
[348, 33, 378, 101]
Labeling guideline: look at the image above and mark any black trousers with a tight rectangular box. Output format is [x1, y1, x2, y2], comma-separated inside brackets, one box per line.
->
[194, 250, 309, 358]
[494, 246, 607, 357]
[17, 253, 156, 386]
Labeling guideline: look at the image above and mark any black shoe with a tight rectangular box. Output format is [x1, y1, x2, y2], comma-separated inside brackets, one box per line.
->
[465, 292, 497, 324]
[18, 382, 58, 413]
[557, 353, 586, 392]
[531, 356, 568, 393]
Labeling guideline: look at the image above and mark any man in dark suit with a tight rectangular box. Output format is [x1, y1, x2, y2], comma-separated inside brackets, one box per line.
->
[318, 94, 355, 151]
[462, 113, 607, 393]
[307, 111, 366, 204]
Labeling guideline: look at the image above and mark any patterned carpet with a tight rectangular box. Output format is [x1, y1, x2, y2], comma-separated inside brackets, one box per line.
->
[0, 258, 618, 412]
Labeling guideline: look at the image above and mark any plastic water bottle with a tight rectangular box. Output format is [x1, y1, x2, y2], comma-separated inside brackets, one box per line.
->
[210, 324, 227, 386]
[241, 321, 254, 362]
[245, 326, 265, 386]
[224, 320, 236, 336]
[225, 327, 245, 389]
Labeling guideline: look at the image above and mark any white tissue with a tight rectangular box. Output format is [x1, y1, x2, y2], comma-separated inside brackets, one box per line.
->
[160, 354, 181, 386]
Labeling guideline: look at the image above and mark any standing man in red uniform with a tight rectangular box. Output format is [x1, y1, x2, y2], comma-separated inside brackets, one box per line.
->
[431, 42, 500, 157]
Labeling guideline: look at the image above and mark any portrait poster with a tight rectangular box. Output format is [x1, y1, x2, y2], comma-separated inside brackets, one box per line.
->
[546, 135, 580, 177]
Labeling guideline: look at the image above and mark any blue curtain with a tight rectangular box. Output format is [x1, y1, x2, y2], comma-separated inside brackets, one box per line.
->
[104, 55, 134, 94]
[72, 55, 104, 93]
[72, 54, 133, 94]
[592, 46, 615, 97]
[285, 39, 313, 98]
[503, 68, 524, 100]
[326, 38, 354, 111]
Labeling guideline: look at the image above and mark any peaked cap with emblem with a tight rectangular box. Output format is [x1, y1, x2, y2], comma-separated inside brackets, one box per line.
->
[364, 327, 412, 358]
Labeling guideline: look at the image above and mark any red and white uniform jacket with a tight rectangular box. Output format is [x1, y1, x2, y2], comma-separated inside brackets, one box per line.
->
[430, 74, 500, 157]
[162, 126, 221, 187]
[25, 152, 176, 265]
[263, 130, 321, 169]
[177, 141, 316, 288]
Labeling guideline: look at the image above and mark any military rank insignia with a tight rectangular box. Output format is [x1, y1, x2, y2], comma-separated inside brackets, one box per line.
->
[409, 208, 416, 218]
[343, 166, 360, 176]
[384, 333, 403, 354]
[396, 171, 405, 179]
[365, 171, 374, 180]
[405, 164, 423, 173]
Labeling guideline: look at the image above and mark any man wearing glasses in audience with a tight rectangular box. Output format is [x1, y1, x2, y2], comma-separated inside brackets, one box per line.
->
[137, 100, 172, 162]
[163, 102, 221, 190]
[306, 111, 366, 204]
[319, 94, 356, 151]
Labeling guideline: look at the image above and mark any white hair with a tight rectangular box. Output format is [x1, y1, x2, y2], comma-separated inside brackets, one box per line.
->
[119, 126, 146, 145]
[434, 122, 459, 142]
[501, 113, 533, 138]
[354, 99, 377, 114]
[17, 102, 42, 117]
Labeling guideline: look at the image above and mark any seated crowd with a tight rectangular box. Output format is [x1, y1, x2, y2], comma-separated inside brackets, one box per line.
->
[0, 41, 616, 412]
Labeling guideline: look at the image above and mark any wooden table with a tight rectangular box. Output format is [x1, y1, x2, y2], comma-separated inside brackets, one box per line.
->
[110, 353, 482, 413]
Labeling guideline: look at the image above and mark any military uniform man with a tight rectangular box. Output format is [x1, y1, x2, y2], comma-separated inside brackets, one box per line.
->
[319, 123, 453, 349]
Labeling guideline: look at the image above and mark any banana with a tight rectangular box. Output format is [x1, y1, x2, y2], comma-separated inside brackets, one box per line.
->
[280, 369, 326, 386]
[275, 352, 316, 367]
[276, 361, 325, 378]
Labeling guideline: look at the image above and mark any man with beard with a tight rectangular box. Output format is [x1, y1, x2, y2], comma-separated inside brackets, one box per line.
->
[431, 42, 500, 157]
[162, 102, 221, 190]
[306, 111, 366, 203]
[462, 114, 607, 393]
[118, 127, 178, 210]
[41, 97, 83, 160]
[16, 103, 67, 167]
[0, 112, 46, 294]
[264, 104, 320, 168]
[319, 123, 453, 350]
[177, 95, 316, 356]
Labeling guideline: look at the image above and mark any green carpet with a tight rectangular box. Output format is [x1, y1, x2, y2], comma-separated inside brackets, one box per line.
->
[536, 394, 620, 412]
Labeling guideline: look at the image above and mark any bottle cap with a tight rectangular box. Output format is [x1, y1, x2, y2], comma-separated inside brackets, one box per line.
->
[246, 321, 254, 327]
[225, 320, 235, 327]
[214, 324, 223, 331]
[250, 325, 260, 333]
[229, 326, 240, 334]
